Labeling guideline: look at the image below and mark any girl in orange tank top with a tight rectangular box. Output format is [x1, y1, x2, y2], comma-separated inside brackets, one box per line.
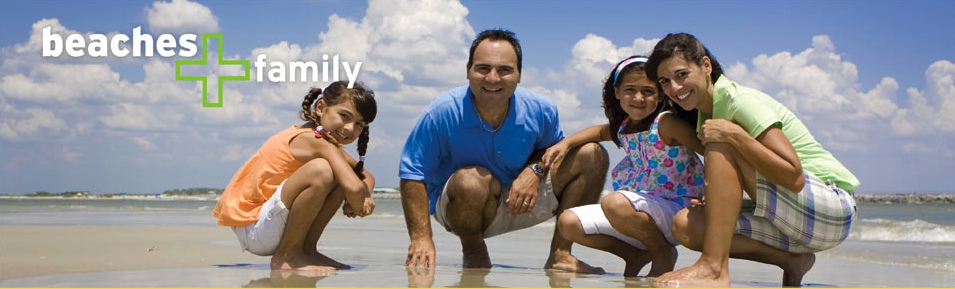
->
[213, 80, 377, 272]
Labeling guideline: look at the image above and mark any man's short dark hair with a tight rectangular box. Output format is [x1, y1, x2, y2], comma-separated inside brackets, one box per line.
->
[467, 29, 522, 73]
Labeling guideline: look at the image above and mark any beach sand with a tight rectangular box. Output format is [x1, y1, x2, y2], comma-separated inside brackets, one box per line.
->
[0, 225, 254, 280]
[2, 215, 954, 287]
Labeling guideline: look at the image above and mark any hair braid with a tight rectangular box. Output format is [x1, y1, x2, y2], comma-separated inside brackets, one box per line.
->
[352, 126, 370, 179]
[300, 87, 323, 126]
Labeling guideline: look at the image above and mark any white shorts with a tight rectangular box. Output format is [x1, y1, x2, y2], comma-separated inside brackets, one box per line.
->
[566, 191, 683, 249]
[233, 181, 289, 256]
[435, 174, 559, 238]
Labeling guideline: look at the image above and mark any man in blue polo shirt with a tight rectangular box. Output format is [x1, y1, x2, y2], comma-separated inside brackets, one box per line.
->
[399, 29, 609, 274]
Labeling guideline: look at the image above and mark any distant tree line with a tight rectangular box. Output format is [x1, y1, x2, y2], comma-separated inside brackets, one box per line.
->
[18, 188, 223, 197]
[25, 191, 91, 197]
[161, 188, 224, 196]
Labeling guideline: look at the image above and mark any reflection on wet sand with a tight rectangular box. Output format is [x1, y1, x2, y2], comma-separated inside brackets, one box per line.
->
[244, 270, 336, 288]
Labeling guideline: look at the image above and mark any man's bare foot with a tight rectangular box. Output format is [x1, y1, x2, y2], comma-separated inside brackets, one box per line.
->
[307, 251, 351, 269]
[782, 253, 815, 287]
[544, 252, 605, 274]
[271, 254, 337, 272]
[653, 261, 728, 287]
[647, 246, 678, 277]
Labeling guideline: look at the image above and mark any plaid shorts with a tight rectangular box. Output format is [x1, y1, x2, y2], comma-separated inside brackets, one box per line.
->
[735, 171, 857, 253]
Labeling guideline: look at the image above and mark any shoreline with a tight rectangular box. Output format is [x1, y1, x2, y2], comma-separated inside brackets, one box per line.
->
[2, 222, 953, 287]
[2, 192, 952, 203]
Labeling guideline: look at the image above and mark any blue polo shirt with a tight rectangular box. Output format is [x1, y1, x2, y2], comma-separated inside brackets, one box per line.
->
[399, 85, 564, 214]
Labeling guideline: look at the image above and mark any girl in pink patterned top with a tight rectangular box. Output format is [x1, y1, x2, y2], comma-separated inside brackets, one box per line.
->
[543, 56, 704, 277]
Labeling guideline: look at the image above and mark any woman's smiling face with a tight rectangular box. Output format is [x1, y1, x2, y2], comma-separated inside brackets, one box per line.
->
[655, 55, 713, 113]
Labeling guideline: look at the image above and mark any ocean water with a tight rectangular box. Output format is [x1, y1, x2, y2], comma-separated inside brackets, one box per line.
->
[1, 196, 953, 276]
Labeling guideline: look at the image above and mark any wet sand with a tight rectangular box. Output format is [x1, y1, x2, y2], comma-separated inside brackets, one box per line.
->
[2, 216, 954, 287]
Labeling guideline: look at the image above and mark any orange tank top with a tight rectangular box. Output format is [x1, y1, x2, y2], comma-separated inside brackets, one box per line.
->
[213, 126, 313, 226]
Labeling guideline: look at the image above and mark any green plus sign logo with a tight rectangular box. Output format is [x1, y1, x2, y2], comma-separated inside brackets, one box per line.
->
[175, 33, 250, 108]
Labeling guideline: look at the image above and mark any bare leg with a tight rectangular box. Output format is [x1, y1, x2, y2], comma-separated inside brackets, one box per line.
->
[655, 143, 742, 287]
[271, 159, 338, 272]
[303, 187, 350, 269]
[444, 166, 501, 268]
[672, 206, 816, 287]
[602, 193, 676, 277]
[557, 210, 650, 277]
[658, 142, 815, 287]
[545, 142, 609, 275]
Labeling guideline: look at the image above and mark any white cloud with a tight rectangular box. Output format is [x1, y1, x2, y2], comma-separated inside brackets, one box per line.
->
[2, 0, 953, 195]
[726, 35, 858, 118]
[131, 136, 158, 151]
[146, 0, 219, 34]
[528, 34, 659, 134]
[724, 36, 954, 158]
[13, 18, 77, 55]
[0, 63, 130, 104]
[306, 0, 473, 87]
[554, 34, 658, 94]
[99, 103, 184, 131]
[0, 107, 66, 141]
[892, 60, 955, 135]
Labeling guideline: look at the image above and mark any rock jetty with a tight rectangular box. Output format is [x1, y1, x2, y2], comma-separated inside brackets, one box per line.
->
[853, 193, 955, 204]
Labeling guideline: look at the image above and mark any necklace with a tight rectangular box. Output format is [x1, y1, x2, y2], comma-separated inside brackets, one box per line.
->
[476, 101, 508, 133]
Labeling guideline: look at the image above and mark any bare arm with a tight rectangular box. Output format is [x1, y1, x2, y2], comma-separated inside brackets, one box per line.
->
[290, 133, 373, 215]
[400, 179, 435, 268]
[541, 124, 612, 169]
[507, 148, 550, 216]
[341, 154, 376, 218]
[657, 113, 705, 155]
[700, 119, 804, 192]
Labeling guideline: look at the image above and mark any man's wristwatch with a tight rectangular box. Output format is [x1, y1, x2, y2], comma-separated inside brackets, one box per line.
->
[528, 163, 545, 177]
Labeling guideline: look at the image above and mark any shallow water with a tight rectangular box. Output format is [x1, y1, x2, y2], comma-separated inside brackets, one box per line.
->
[1, 197, 954, 287]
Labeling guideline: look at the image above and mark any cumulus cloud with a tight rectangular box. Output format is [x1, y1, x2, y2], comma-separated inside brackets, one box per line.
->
[0, 107, 66, 141]
[306, 0, 473, 88]
[527, 34, 659, 133]
[2, 0, 952, 195]
[0, 2, 246, 159]
[726, 35, 860, 118]
[146, 0, 219, 34]
[892, 60, 955, 135]
[12, 18, 78, 56]
[724, 36, 954, 157]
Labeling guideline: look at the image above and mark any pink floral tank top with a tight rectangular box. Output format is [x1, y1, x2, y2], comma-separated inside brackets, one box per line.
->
[610, 112, 705, 207]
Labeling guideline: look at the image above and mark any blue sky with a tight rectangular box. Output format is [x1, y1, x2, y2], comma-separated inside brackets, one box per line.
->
[1, 0, 953, 195]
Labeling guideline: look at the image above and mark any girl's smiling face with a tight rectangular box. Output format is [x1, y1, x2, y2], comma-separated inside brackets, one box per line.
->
[615, 70, 662, 122]
[315, 99, 367, 145]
